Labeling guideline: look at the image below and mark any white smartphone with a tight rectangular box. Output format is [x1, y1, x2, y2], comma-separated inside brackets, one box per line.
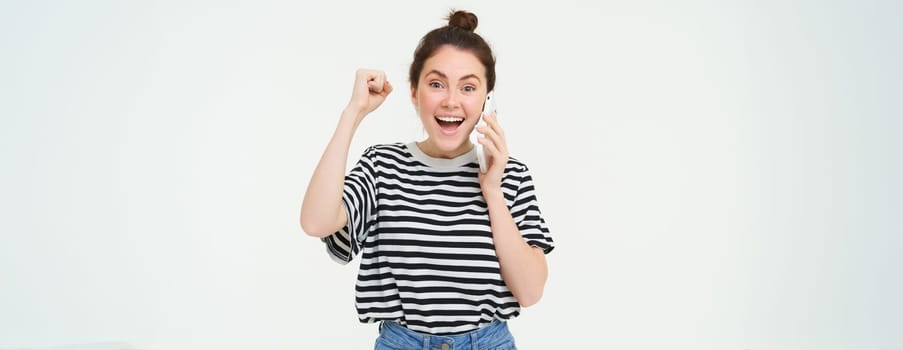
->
[472, 91, 496, 173]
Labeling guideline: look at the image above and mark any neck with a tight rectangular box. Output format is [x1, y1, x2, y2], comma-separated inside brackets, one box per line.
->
[416, 140, 473, 159]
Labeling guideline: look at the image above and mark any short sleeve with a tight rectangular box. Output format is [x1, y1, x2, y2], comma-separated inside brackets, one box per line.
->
[321, 146, 379, 264]
[510, 165, 555, 254]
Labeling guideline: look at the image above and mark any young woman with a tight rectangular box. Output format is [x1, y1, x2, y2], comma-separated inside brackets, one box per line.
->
[300, 10, 555, 350]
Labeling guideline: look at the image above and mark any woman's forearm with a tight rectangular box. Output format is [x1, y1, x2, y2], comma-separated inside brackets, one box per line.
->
[299, 108, 363, 237]
[484, 188, 549, 307]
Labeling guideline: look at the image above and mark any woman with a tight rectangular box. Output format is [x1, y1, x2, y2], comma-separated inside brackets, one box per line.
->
[300, 10, 555, 350]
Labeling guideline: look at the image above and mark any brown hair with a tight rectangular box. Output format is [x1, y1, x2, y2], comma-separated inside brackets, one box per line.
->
[409, 10, 496, 92]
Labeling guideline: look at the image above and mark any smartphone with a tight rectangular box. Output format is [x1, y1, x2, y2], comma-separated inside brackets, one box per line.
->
[472, 91, 496, 173]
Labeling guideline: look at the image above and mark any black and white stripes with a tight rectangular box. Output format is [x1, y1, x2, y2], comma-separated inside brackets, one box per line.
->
[321, 142, 554, 335]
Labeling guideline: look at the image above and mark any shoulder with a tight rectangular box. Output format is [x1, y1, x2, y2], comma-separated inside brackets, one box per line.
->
[357, 143, 419, 171]
[362, 142, 405, 153]
[359, 142, 408, 158]
[505, 155, 532, 175]
[503, 155, 537, 188]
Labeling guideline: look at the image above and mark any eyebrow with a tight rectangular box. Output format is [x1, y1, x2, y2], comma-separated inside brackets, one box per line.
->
[426, 69, 482, 83]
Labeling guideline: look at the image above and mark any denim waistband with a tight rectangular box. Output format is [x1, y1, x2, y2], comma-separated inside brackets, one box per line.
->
[377, 320, 515, 350]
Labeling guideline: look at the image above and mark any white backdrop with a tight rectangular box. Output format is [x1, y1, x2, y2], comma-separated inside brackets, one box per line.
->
[1, 1, 901, 349]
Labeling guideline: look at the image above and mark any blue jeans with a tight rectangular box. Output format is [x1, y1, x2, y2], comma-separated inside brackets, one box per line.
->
[374, 320, 517, 350]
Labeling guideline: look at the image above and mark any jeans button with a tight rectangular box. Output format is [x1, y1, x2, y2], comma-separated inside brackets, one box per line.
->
[440, 343, 449, 350]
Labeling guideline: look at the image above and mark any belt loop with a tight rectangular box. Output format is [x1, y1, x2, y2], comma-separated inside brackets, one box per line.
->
[471, 331, 479, 350]
[422, 334, 430, 350]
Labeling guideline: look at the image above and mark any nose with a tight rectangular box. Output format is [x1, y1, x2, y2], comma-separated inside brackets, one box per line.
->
[441, 91, 461, 109]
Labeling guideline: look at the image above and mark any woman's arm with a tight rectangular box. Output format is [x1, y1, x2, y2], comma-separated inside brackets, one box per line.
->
[477, 112, 548, 307]
[300, 69, 392, 237]
[483, 188, 549, 307]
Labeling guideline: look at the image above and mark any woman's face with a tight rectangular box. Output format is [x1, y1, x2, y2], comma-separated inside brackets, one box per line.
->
[412, 45, 488, 159]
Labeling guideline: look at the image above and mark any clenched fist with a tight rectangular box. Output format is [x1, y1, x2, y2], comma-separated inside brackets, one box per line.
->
[347, 68, 393, 120]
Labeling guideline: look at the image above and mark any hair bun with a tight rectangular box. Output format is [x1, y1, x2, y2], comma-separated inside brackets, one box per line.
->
[447, 10, 478, 32]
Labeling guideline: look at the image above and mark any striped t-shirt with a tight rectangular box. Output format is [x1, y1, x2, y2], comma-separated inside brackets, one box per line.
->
[321, 142, 555, 335]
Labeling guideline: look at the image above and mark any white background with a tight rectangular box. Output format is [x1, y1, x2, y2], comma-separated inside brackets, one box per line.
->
[1, 1, 901, 349]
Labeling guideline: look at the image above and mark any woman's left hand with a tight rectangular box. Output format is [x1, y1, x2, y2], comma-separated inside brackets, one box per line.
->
[477, 111, 508, 192]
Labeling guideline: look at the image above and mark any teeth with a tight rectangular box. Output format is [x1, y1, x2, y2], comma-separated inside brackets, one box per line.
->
[436, 116, 464, 122]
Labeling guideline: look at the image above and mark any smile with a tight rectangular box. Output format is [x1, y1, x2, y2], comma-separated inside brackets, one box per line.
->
[435, 115, 464, 135]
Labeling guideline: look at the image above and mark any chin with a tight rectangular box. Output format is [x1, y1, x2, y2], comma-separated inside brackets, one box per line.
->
[451, 133, 474, 146]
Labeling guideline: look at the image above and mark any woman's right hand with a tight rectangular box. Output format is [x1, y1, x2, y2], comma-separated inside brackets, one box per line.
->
[347, 68, 393, 119]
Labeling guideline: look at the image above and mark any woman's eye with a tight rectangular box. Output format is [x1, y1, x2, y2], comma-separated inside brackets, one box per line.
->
[430, 82, 443, 88]
[463, 86, 475, 92]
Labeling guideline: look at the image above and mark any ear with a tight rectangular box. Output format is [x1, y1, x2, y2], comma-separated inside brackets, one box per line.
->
[410, 86, 418, 107]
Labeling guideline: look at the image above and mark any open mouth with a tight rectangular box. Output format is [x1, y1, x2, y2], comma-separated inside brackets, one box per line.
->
[435, 115, 464, 134]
